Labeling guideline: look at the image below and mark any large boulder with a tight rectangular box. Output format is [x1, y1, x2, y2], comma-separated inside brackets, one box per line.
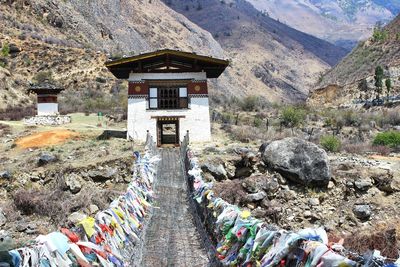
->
[201, 162, 227, 181]
[262, 138, 331, 187]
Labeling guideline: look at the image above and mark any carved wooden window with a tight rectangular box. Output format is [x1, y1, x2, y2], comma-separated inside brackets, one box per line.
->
[148, 87, 188, 109]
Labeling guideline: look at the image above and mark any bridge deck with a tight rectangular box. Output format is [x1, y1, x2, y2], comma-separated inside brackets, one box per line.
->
[140, 148, 209, 267]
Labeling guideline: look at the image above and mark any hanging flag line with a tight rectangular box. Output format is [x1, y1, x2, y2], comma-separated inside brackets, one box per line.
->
[184, 148, 400, 267]
[3, 150, 160, 267]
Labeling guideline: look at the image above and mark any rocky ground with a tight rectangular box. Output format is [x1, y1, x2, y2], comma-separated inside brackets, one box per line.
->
[193, 122, 400, 258]
[0, 113, 144, 248]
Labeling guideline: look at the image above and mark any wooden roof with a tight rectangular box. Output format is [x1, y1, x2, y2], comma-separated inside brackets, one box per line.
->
[105, 49, 229, 79]
[27, 82, 64, 94]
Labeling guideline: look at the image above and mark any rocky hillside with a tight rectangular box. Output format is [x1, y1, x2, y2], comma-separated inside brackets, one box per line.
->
[163, 0, 348, 102]
[0, 0, 225, 111]
[0, 0, 348, 112]
[247, 0, 399, 50]
[309, 14, 400, 106]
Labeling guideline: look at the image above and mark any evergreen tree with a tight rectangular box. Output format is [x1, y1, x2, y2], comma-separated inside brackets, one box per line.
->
[358, 78, 368, 100]
[374, 66, 384, 100]
[385, 78, 392, 99]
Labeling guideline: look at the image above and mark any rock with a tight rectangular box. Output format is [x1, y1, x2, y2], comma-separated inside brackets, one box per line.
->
[203, 146, 220, 154]
[123, 174, 131, 183]
[277, 189, 297, 201]
[88, 168, 117, 182]
[274, 173, 287, 185]
[235, 166, 253, 178]
[8, 43, 20, 54]
[308, 198, 320, 206]
[16, 222, 27, 232]
[30, 175, 41, 182]
[246, 191, 267, 202]
[303, 210, 312, 217]
[68, 212, 87, 224]
[25, 224, 37, 234]
[201, 163, 227, 181]
[327, 181, 335, 189]
[354, 179, 372, 191]
[65, 174, 82, 194]
[265, 180, 280, 194]
[252, 207, 267, 217]
[0, 170, 11, 179]
[259, 143, 269, 154]
[242, 175, 267, 193]
[262, 138, 331, 187]
[89, 204, 99, 214]
[0, 230, 13, 250]
[0, 209, 6, 226]
[353, 204, 371, 220]
[95, 77, 107, 83]
[38, 153, 57, 166]
[371, 169, 400, 193]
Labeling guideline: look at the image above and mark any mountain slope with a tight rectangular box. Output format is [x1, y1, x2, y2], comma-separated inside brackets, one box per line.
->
[309, 14, 400, 106]
[246, 0, 397, 49]
[162, 0, 348, 102]
[0, 0, 225, 111]
[0, 0, 348, 109]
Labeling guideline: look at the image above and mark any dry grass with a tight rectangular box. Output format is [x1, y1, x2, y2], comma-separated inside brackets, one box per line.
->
[342, 142, 392, 156]
[223, 124, 293, 143]
[0, 105, 36, 121]
[344, 223, 399, 259]
[213, 179, 247, 205]
[12, 177, 119, 226]
[0, 123, 11, 136]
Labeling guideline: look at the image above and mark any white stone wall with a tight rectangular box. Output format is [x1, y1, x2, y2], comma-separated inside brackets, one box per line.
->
[24, 115, 71, 125]
[127, 97, 211, 143]
[37, 103, 58, 116]
[127, 72, 212, 143]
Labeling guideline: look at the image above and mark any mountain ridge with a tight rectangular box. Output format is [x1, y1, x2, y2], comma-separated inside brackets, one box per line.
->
[246, 0, 399, 49]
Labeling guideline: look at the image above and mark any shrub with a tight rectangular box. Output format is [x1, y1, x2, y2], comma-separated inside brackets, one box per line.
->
[342, 143, 369, 155]
[0, 123, 11, 136]
[373, 131, 400, 148]
[254, 117, 262, 127]
[372, 26, 388, 42]
[320, 135, 341, 152]
[33, 71, 54, 83]
[239, 96, 259, 111]
[341, 109, 360, 126]
[280, 106, 306, 128]
[371, 145, 392, 156]
[0, 105, 36, 120]
[1, 43, 9, 57]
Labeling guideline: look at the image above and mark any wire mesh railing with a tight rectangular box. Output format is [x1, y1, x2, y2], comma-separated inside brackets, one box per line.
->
[179, 131, 222, 267]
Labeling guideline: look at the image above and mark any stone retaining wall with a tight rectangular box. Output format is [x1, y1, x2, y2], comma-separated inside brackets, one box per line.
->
[24, 115, 71, 125]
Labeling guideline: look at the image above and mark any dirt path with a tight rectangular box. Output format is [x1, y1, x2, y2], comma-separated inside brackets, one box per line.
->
[140, 148, 209, 267]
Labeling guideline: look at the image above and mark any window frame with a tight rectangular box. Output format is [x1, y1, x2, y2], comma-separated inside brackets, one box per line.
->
[149, 88, 158, 109]
[148, 86, 189, 110]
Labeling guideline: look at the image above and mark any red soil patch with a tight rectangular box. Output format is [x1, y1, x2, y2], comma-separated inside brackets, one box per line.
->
[15, 130, 79, 148]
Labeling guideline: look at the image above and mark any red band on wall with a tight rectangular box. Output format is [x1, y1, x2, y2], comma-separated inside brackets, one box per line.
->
[128, 81, 149, 95]
[188, 81, 208, 95]
[38, 96, 57, 103]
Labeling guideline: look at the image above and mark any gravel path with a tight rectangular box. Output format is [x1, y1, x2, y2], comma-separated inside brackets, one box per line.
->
[140, 148, 209, 267]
